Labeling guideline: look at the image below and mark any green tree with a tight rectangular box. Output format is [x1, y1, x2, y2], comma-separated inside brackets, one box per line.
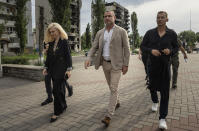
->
[196, 32, 199, 42]
[85, 23, 91, 49]
[0, 4, 5, 37]
[48, 0, 71, 32]
[81, 33, 86, 49]
[91, 0, 105, 40]
[178, 30, 196, 47]
[15, 0, 29, 53]
[131, 12, 139, 48]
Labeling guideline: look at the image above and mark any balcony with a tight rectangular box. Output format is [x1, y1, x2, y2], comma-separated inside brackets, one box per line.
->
[115, 18, 122, 22]
[70, 1, 77, 6]
[0, 1, 16, 7]
[0, 14, 15, 21]
[8, 42, 20, 48]
[70, 25, 77, 29]
[124, 14, 130, 17]
[68, 33, 76, 37]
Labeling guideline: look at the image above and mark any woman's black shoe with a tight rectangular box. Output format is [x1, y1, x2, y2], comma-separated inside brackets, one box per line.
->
[50, 115, 58, 123]
[41, 98, 53, 106]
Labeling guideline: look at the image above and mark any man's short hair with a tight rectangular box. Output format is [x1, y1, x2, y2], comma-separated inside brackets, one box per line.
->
[104, 10, 115, 16]
[157, 11, 168, 18]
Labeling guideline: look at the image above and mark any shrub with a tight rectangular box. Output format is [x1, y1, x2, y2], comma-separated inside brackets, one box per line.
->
[2, 56, 29, 65]
[2, 54, 39, 65]
[132, 49, 139, 54]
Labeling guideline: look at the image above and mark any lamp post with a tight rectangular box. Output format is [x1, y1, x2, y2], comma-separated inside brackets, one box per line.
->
[0, 45, 2, 77]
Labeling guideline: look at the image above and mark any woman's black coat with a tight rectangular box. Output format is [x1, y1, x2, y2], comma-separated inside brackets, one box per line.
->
[45, 39, 72, 79]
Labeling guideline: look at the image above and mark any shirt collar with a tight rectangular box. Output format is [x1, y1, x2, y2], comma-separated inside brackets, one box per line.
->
[155, 26, 171, 36]
[105, 24, 115, 31]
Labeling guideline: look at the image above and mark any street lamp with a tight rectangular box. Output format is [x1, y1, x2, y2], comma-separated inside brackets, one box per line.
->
[0, 44, 2, 77]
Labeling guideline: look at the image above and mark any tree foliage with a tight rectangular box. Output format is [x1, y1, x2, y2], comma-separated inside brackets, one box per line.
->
[0, 4, 5, 37]
[85, 23, 91, 49]
[81, 23, 92, 49]
[178, 30, 196, 47]
[15, 0, 29, 53]
[129, 33, 142, 48]
[81, 33, 86, 49]
[130, 12, 140, 48]
[91, 0, 105, 40]
[196, 32, 199, 42]
[48, 0, 71, 32]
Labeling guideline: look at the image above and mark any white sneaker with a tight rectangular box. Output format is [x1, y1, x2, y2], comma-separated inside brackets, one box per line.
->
[159, 119, 167, 130]
[151, 103, 158, 112]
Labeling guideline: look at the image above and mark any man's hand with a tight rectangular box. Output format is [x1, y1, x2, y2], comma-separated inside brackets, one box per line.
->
[43, 69, 48, 75]
[65, 71, 71, 78]
[43, 44, 49, 54]
[45, 44, 49, 50]
[162, 48, 170, 55]
[151, 49, 161, 56]
[138, 54, 142, 60]
[84, 60, 91, 69]
[122, 66, 128, 75]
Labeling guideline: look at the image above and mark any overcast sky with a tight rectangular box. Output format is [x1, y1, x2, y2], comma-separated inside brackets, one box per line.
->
[81, 0, 199, 36]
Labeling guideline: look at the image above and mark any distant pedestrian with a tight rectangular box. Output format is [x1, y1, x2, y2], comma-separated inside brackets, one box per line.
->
[171, 39, 188, 89]
[138, 48, 149, 85]
[141, 11, 178, 130]
[85, 11, 130, 127]
[41, 42, 53, 106]
[43, 23, 72, 123]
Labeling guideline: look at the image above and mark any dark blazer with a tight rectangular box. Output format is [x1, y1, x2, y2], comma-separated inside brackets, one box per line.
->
[45, 38, 72, 79]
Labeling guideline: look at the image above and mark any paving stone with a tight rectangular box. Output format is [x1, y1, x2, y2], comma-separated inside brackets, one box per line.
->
[0, 54, 198, 130]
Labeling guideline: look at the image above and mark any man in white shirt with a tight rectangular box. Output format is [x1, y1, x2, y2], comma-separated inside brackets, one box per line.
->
[85, 11, 130, 127]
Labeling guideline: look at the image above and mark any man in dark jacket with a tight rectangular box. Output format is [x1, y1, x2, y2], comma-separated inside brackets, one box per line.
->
[171, 39, 187, 89]
[140, 11, 178, 130]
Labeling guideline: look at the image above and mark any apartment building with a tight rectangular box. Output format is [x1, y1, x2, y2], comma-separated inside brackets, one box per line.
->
[35, 0, 82, 51]
[105, 2, 130, 32]
[0, 0, 34, 53]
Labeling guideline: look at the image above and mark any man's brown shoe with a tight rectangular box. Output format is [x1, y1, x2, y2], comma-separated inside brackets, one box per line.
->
[101, 116, 111, 127]
[115, 103, 120, 110]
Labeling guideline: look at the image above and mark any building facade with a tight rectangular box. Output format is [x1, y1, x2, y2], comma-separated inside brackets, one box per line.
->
[0, 0, 19, 53]
[0, 0, 34, 53]
[105, 2, 130, 32]
[35, 0, 82, 52]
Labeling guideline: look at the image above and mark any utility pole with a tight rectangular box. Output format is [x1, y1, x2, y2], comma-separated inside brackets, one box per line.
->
[0, 44, 2, 77]
[190, 9, 192, 31]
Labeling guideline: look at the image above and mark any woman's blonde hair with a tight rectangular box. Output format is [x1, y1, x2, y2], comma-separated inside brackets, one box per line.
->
[44, 22, 68, 43]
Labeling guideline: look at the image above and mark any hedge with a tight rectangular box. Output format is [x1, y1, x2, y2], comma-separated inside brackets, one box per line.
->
[2, 56, 29, 65]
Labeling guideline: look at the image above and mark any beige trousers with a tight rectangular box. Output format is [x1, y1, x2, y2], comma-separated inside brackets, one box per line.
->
[102, 60, 122, 118]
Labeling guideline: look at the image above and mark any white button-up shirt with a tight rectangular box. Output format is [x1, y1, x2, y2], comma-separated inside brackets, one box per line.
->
[103, 26, 115, 60]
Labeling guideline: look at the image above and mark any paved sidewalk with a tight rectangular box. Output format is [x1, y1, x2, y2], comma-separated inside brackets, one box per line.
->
[0, 54, 199, 131]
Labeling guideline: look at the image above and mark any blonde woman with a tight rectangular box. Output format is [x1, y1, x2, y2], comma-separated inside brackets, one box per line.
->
[43, 23, 72, 122]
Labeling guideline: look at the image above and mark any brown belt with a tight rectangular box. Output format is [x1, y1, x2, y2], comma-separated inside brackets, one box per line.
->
[103, 58, 111, 62]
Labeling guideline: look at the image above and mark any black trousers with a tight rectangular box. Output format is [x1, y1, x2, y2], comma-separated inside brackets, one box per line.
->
[52, 78, 67, 116]
[65, 80, 71, 90]
[150, 88, 169, 119]
[45, 74, 70, 98]
[44, 74, 53, 99]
